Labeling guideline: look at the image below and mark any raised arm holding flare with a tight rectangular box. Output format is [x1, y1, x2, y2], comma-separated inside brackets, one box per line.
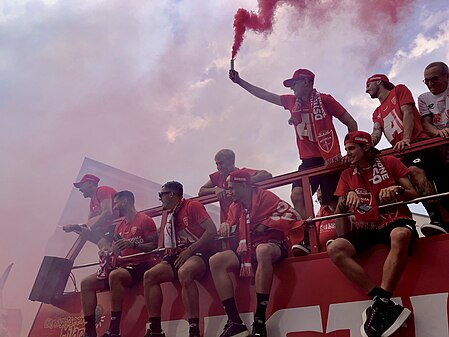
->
[230, 67, 357, 256]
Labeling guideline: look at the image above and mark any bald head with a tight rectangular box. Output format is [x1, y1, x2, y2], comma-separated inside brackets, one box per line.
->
[214, 149, 236, 176]
[424, 61, 449, 95]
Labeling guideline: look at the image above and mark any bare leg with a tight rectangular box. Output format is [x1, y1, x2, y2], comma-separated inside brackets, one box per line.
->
[108, 268, 133, 312]
[327, 238, 375, 293]
[254, 243, 281, 294]
[177, 256, 207, 319]
[381, 227, 412, 292]
[143, 262, 174, 317]
[81, 274, 106, 316]
[209, 250, 240, 300]
[291, 186, 306, 219]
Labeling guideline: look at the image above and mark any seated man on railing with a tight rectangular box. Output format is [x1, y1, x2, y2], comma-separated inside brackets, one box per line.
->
[367, 74, 449, 235]
[418, 61, 449, 234]
[198, 148, 272, 224]
[327, 131, 418, 337]
[63, 174, 118, 249]
[81, 190, 158, 337]
[143, 181, 217, 337]
[209, 170, 302, 337]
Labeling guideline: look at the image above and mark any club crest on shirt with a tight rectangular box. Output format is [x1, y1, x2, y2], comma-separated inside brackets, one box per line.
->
[183, 217, 189, 226]
[317, 130, 334, 153]
[131, 226, 137, 235]
[354, 188, 372, 214]
[391, 96, 397, 105]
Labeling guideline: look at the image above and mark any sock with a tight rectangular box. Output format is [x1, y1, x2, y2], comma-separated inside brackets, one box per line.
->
[368, 287, 392, 307]
[108, 311, 122, 334]
[255, 293, 270, 322]
[222, 298, 242, 324]
[84, 315, 96, 337]
[188, 318, 200, 336]
[149, 317, 162, 333]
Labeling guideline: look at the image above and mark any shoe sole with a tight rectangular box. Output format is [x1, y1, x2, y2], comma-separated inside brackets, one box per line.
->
[421, 224, 447, 237]
[381, 307, 411, 337]
[291, 245, 310, 257]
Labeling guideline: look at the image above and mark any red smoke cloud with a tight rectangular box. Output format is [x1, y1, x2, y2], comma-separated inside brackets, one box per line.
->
[231, 0, 414, 59]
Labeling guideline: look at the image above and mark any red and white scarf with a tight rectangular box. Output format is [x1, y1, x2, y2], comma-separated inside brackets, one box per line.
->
[291, 90, 342, 165]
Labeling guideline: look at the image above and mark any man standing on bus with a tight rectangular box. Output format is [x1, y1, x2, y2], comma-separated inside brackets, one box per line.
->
[229, 68, 357, 254]
[327, 131, 418, 337]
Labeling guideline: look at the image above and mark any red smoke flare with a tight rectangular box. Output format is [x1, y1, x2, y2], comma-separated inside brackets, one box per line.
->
[231, 0, 414, 60]
[232, 0, 280, 59]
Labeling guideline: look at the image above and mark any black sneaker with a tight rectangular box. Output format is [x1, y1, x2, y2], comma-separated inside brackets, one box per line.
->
[361, 300, 411, 337]
[291, 243, 310, 256]
[143, 329, 166, 337]
[219, 320, 249, 337]
[421, 222, 448, 236]
[101, 332, 120, 337]
[251, 318, 267, 337]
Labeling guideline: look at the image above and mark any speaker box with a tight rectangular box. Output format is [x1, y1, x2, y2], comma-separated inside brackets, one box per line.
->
[29, 256, 73, 304]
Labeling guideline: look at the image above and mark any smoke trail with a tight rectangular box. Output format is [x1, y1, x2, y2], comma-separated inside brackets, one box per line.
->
[231, 0, 414, 59]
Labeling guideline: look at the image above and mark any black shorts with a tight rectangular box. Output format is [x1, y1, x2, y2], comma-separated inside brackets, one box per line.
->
[341, 219, 417, 254]
[104, 262, 150, 289]
[162, 250, 214, 280]
[401, 148, 440, 180]
[292, 157, 339, 205]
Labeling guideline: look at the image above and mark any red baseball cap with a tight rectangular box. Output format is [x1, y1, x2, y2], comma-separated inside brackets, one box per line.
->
[366, 74, 395, 91]
[283, 68, 315, 88]
[229, 170, 252, 184]
[73, 174, 100, 188]
[344, 131, 380, 154]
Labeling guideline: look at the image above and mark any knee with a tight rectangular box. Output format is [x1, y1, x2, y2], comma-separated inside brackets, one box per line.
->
[178, 266, 195, 286]
[326, 239, 352, 264]
[80, 277, 96, 293]
[255, 244, 273, 264]
[390, 228, 412, 249]
[209, 251, 230, 272]
[144, 268, 158, 287]
[108, 269, 124, 288]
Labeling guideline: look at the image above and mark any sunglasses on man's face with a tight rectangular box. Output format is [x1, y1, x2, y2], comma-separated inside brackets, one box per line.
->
[158, 191, 171, 199]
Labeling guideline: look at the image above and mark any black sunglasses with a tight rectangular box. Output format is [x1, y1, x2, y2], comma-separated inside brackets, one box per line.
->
[158, 191, 171, 199]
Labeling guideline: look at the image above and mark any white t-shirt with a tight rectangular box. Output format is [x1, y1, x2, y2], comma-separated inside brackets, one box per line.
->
[418, 86, 449, 129]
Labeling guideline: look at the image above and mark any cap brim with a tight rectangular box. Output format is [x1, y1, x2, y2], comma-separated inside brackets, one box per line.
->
[283, 78, 296, 88]
[73, 182, 83, 188]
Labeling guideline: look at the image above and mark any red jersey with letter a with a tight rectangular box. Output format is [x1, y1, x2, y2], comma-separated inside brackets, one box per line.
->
[372, 84, 429, 146]
[280, 94, 347, 159]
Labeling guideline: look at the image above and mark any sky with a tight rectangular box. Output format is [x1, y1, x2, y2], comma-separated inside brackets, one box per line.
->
[0, 0, 448, 335]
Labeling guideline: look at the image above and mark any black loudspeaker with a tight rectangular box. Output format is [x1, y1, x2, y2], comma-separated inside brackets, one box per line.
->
[29, 256, 73, 304]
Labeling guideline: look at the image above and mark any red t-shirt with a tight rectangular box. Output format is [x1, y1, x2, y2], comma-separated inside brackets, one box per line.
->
[90, 186, 117, 217]
[335, 156, 412, 229]
[174, 199, 212, 246]
[114, 212, 157, 265]
[280, 93, 347, 159]
[372, 84, 429, 146]
[209, 167, 258, 223]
